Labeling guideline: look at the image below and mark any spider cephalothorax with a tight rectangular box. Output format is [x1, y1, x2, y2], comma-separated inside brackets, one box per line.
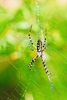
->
[28, 25, 51, 77]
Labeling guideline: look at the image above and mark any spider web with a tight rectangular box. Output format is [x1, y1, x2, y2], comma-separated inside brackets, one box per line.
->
[0, 0, 67, 100]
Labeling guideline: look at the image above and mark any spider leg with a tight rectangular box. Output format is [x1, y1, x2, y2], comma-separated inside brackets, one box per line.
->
[28, 25, 36, 49]
[41, 55, 51, 76]
[28, 25, 33, 45]
[28, 55, 38, 71]
[42, 37, 46, 50]
[42, 28, 48, 50]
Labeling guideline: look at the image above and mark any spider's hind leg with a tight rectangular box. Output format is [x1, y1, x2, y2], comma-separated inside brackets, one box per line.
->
[28, 55, 38, 71]
[41, 55, 51, 77]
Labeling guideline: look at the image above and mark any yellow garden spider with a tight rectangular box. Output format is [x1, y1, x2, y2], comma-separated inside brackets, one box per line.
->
[28, 25, 51, 77]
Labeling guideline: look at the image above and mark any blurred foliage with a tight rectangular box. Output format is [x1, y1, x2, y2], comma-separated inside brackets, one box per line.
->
[0, 0, 67, 100]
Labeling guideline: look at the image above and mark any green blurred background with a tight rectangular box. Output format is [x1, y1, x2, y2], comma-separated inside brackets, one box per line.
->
[0, 0, 67, 100]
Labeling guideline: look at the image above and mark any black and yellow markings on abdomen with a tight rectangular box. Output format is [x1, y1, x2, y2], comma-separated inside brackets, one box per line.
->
[37, 39, 42, 52]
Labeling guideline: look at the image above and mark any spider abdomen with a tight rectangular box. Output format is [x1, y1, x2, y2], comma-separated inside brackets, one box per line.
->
[37, 39, 42, 52]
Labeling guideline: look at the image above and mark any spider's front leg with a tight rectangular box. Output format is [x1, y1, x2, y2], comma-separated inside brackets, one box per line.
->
[42, 37, 46, 50]
[28, 25, 33, 45]
[28, 25, 36, 50]
[42, 28, 48, 50]
[28, 55, 38, 71]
